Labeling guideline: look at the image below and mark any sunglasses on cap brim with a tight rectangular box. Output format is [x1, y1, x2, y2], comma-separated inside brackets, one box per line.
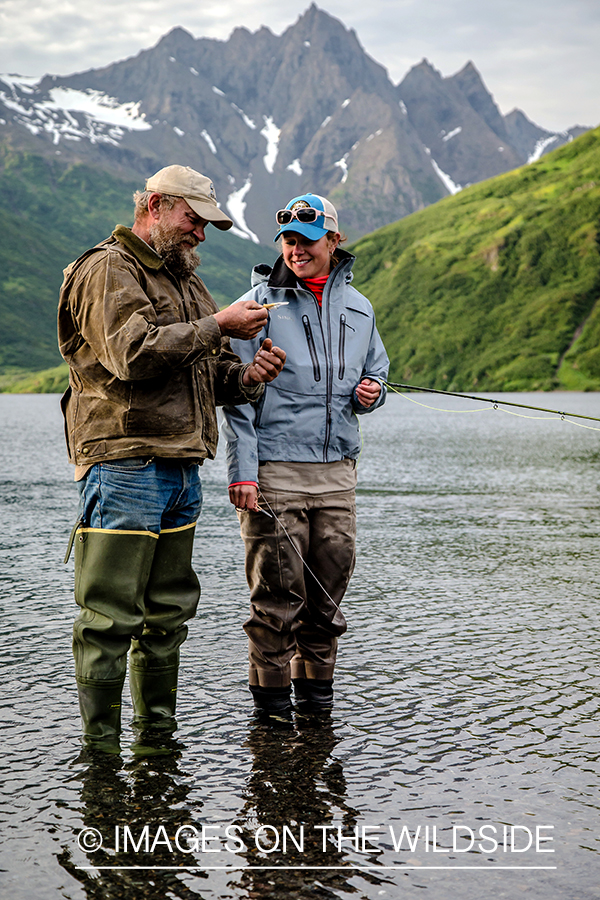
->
[275, 207, 323, 226]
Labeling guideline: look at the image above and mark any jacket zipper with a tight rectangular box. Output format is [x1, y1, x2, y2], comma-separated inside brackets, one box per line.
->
[338, 314, 346, 380]
[323, 286, 333, 462]
[301, 271, 344, 462]
[302, 315, 321, 382]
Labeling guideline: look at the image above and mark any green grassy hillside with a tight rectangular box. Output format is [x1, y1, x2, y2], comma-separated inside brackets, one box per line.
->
[0, 149, 275, 390]
[351, 127, 600, 391]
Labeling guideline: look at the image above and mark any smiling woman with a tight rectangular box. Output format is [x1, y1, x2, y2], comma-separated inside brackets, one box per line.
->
[222, 191, 390, 721]
[280, 232, 336, 280]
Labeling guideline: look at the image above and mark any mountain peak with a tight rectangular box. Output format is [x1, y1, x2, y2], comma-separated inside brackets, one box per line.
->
[448, 60, 509, 143]
[302, 3, 332, 22]
[290, 3, 353, 39]
[412, 58, 442, 79]
[156, 27, 196, 51]
[458, 60, 479, 76]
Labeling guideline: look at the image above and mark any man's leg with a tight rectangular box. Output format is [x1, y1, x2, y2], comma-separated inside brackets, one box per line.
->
[73, 526, 157, 750]
[127, 461, 202, 734]
[72, 458, 201, 750]
[129, 522, 200, 729]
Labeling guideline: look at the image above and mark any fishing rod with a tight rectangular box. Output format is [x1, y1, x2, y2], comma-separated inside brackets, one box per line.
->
[384, 381, 600, 424]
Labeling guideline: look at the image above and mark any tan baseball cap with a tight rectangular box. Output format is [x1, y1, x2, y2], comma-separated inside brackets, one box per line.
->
[145, 165, 233, 230]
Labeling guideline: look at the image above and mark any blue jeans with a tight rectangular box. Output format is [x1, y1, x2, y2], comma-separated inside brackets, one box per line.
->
[77, 457, 202, 532]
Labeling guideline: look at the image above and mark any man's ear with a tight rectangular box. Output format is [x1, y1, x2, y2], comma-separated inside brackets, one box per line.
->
[147, 193, 162, 220]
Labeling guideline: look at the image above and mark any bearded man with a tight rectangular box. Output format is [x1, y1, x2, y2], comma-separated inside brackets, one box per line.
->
[58, 165, 285, 752]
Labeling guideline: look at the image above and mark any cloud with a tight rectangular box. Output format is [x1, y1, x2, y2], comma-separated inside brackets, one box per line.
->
[0, 0, 598, 131]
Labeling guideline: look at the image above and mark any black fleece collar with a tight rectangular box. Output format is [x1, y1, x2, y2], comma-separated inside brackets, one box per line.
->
[112, 225, 165, 270]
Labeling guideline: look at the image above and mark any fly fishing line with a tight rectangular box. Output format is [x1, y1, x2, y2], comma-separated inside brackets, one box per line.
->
[384, 381, 600, 431]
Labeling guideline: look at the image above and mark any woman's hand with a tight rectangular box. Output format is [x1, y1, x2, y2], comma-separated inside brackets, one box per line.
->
[229, 483, 260, 511]
[355, 378, 381, 408]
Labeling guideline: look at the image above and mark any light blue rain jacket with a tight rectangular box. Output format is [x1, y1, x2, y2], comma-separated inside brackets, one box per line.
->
[222, 249, 390, 486]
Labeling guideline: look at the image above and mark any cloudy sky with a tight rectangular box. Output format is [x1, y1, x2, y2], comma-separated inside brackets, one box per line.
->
[1, 0, 598, 132]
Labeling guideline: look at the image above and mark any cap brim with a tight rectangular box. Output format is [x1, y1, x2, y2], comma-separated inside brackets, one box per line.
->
[186, 198, 233, 231]
[273, 221, 328, 243]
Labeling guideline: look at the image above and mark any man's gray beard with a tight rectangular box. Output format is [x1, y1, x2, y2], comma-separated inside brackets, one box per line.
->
[149, 220, 200, 279]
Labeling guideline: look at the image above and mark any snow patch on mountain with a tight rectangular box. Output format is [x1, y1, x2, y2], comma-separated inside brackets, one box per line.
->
[442, 126, 462, 142]
[43, 88, 151, 130]
[226, 178, 260, 243]
[334, 155, 349, 184]
[261, 116, 280, 174]
[201, 130, 217, 154]
[527, 135, 559, 163]
[287, 159, 303, 176]
[230, 102, 256, 130]
[0, 80, 152, 146]
[430, 157, 462, 194]
[1, 74, 39, 91]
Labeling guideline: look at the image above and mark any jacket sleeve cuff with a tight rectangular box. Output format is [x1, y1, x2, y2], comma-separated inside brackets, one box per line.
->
[238, 366, 265, 401]
[352, 378, 387, 413]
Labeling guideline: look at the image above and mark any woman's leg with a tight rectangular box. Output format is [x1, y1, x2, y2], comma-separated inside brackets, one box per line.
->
[240, 491, 310, 690]
[292, 490, 356, 710]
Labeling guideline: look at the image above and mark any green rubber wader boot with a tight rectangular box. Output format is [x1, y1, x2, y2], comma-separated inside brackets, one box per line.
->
[73, 528, 158, 750]
[129, 525, 200, 731]
[75, 678, 125, 754]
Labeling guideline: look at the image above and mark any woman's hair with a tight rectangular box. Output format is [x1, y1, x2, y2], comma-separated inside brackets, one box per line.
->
[330, 231, 347, 268]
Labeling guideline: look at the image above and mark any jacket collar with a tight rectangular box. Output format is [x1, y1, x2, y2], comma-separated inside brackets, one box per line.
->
[112, 225, 165, 270]
[265, 247, 355, 289]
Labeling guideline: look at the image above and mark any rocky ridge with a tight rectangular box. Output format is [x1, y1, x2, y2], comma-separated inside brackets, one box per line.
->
[0, 4, 589, 243]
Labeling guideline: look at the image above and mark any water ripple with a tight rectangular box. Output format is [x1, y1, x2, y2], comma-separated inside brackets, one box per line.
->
[1, 394, 600, 900]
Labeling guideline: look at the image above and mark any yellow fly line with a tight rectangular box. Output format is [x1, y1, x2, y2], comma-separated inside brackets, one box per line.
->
[384, 381, 600, 432]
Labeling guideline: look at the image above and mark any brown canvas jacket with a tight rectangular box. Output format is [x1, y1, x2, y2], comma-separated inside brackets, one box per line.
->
[58, 225, 262, 466]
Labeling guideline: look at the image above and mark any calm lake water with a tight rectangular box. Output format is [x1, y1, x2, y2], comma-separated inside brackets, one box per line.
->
[1, 391, 599, 900]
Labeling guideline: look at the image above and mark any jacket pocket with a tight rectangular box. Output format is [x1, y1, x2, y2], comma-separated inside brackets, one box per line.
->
[338, 314, 346, 380]
[302, 315, 321, 382]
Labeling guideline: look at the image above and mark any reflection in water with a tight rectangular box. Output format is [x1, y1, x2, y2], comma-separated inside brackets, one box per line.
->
[58, 720, 388, 900]
[59, 745, 207, 900]
[232, 717, 387, 898]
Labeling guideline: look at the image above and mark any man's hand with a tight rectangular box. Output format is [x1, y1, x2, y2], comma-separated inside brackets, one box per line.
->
[355, 378, 382, 408]
[214, 300, 268, 339]
[229, 483, 260, 511]
[242, 338, 286, 385]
